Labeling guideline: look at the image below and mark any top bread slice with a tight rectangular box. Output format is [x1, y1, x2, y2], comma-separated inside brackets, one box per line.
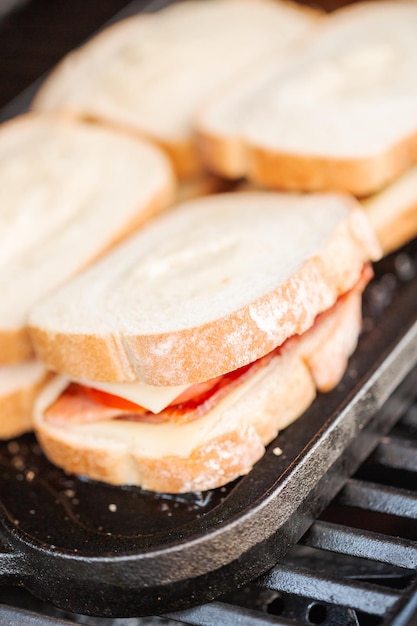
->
[197, 1, 417, 196]
[31, 0, 319, 179]
[0, 113, 174, 365]
[29, 191, 381, 387]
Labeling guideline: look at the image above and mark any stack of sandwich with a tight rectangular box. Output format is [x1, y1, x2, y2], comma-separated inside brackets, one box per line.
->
[2, 0, 417, 494]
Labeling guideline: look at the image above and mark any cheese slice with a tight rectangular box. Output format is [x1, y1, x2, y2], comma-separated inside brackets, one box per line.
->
[74, 377, 190, 414]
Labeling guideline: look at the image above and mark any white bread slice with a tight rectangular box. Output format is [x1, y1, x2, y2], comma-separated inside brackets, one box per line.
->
[29, 191, 381, 386]
[363, 164, 417, 256]
[197, 1, 417, 196]
[236, 172, 417, 257]
[0, 113, 174, 366]
[0, 361, 50, 439]
[31, 0, 319, 179]
[33, 283, 362, 493]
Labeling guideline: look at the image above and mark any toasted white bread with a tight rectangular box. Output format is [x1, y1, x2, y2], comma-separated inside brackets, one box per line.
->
[363, 163, 417, 256]
[0, 361, 50, 439]
[31, 0, 319, 178]
[0, 113, 174, 366]
[33, 282, 363, 493]
[197, 1, 417, 196]
[29, 192, 381, 387]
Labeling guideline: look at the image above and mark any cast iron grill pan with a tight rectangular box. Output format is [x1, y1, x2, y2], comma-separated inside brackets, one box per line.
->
[0, 236, 417, 618]
[1, 260, 417, 626]
[0, 0, 417, 619]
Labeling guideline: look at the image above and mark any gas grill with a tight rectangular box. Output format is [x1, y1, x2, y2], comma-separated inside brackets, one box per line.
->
[0, 1, 416, 624]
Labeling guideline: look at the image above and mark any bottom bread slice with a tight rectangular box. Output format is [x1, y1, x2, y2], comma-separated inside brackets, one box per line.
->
[0, 360, 50, 439]
[33, 286, 362, 493]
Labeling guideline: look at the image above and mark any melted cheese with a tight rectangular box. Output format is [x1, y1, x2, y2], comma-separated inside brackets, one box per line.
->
[74, 377, 189, 413]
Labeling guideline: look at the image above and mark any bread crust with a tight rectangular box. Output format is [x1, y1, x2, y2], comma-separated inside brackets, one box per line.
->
[0, 329, 34, 367]
[157, 135, 204, 180]
[247, 130, 417, 197]
[196, 128, 247, 180]
[0, 363, 51, 439]
[33, 284, 362, 492]
[29, 200, 380, 386]
[197, 129, 417, 196]
[363, 162, 417, 255]
[370, 197, 417, 256]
